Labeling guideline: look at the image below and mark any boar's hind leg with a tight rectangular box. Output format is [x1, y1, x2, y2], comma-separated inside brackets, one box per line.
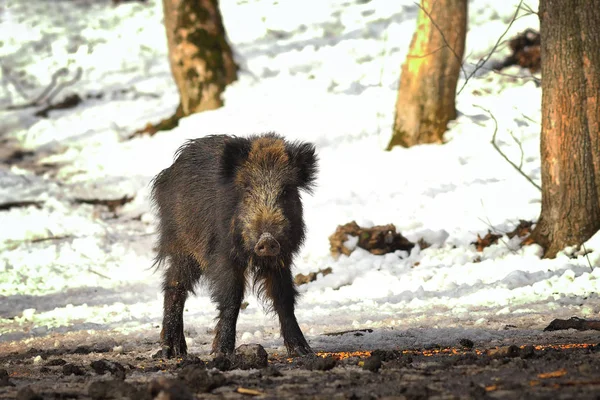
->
[160, 254, 202, 358]
[265, 268, 313, 356]
[209, 263, 246, 355]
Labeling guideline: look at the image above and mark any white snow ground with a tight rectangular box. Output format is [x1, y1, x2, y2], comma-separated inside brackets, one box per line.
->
[1, 0, 599, 355]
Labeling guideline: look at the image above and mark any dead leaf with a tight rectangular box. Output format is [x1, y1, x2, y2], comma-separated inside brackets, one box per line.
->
[507, 220, 534, 239]
[538, 368, 567, 379]
[294, 267, 333, 286]
[484, 385, 498, 392]
[472, 231, 502, 252]
[521, 236, 536, 246]
[329, 221, 414, 258]
[417, 238, 431, 250]
[237, 387, 264, 396]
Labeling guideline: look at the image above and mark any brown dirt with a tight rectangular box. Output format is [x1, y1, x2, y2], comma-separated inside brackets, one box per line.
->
[1, 330, 599, 399]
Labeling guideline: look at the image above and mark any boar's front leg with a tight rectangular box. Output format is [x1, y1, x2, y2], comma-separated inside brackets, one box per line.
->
[161, 254, 202, 358]
[209, 261, 246, 355]
[265, 267, 313, 356]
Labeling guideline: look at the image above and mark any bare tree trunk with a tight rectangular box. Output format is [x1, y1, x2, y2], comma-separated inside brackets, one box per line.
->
[387, 0, 467, 149]
[530, 0, 600, 258]
[162, 0, 238, 116]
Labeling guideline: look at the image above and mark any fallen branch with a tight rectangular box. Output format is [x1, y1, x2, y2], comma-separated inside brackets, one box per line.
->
[323, 328, 374, 337]
[6, 67, 76, 110]
[0, 200, 43, 211]
[544, 317, 600, 332]
[34, 94, 82, 118]
[74, 195, 134, 213]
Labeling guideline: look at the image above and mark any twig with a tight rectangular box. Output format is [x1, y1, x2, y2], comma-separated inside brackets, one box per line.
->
[581, 243, 594, 272]
[457, 0, 524, 95]
[516, 2, 537, 19]
[507, 129, 524, 169]
[477, 203, 519, 255]
[475, 105, 541, 191]
[6, 68, 69, 110]
[520, 113, 539, 125]
[31, 235, 73, 243]
[88, 268, 112, 280]
[474, 63, 541, 85]
[44, 67, 83, 104]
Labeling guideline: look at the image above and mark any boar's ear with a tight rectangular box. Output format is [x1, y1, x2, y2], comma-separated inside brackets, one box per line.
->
[220, 137, 251, 183]
[288, 141, 318, 192]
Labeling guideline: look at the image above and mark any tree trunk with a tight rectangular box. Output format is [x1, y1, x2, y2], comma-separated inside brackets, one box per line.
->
[162, 0, 238, 116]
[387, 0, 467, 149]
[530, 0, 600, 258]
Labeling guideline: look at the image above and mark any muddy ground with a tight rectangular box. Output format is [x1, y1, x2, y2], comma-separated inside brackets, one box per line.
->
[1, 329, 599, 400]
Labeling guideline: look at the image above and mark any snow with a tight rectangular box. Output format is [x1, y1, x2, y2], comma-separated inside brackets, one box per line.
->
[1, 0, 599, 355]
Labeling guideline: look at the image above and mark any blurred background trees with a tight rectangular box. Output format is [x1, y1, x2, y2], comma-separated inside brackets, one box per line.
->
[158, 0, 238, 131]
[529, 0, 600, 258]
[386, 0, 467, 149]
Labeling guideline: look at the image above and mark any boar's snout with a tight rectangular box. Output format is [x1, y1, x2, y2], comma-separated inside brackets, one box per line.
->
[254, 232, 281, 257]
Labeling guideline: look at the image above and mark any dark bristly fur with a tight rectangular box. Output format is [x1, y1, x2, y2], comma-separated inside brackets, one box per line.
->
[151, 133, 318, 358]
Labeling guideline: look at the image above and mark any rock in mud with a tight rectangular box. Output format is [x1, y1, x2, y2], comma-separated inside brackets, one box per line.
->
[91, 359, 126, 379]
[233, 344, 268, 370]
[45, 358, 67, 366]
[178, 365, 226, 393]
[362, 355, 382, 372]
[176, 356, 205, 370]
[89, 379, 143, 400]
[0, 369, 15, 387]
[519, 345, 536, 359]
[73, 343, 111, 355]
[261, 365, 283, 377]
[62, 363, 86, 376]
[16, 387, 42, 400]
[207, 353, 231, 371]
[488, 345, 520, 359]
[371, 349, 402, 362]
[148, 377, 193, 400]
[304, 355, 337, 371]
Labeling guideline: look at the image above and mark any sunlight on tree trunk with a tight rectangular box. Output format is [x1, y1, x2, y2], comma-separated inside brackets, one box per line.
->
[162, 0, 238, 116]
[530, 0, 600, 258]
[387, 0, 467, 149]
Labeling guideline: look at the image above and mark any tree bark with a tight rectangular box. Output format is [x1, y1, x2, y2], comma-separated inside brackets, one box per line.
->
[162, 0, 238, 116]
[387, 0, 467, 149]
[530, 0, 600, 258]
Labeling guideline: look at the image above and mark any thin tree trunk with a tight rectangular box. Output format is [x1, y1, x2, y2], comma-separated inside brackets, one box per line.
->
[162, 0, 238, 116]
[530, 0, 600, 258]
[387, 0, 467, 149]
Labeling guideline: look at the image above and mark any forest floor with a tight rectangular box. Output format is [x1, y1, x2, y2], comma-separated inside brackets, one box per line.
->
[1, 329, 599, 399]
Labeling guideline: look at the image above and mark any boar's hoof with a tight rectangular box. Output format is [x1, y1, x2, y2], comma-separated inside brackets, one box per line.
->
[161, 342, 187, 359]
[286, 342, 313, 357]
[254, 232, 281, 257]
